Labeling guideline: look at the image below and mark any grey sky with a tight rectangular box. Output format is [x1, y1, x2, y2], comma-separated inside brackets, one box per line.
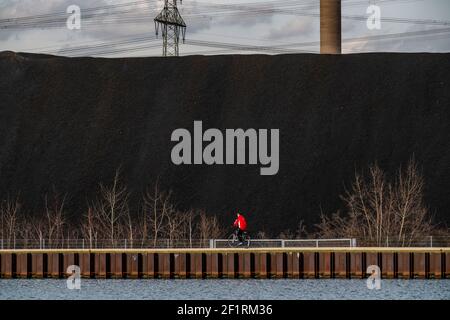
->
[0, 0, 449, 56]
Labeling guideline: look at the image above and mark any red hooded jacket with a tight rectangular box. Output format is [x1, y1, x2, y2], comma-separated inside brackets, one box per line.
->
[233, 214, 247, 231]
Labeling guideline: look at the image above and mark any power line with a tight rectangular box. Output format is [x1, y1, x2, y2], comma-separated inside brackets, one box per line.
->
[0, 0, 445, 30]
[55, 36, 159, 55]
[0, 1, 158, 24]
[2, 0, 448, 56]
[32, 27, 450, 57]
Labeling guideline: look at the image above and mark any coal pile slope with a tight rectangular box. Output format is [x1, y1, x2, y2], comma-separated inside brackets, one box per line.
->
[0, 51, 449, 233]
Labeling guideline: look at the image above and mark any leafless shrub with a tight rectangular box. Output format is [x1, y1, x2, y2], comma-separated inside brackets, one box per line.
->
[91, 168, 129, 247]
[143, 181, 172, 247]
[315, 159, 435, 246]
[296, 220, 307, 238]
[183, 209, 198, 248]
[278, 229, 295, 239]
[197, 210, 224, 245]
[255, 231, 268, 239]
[43, 191, 67, 247]
[0, 196, 21, 247]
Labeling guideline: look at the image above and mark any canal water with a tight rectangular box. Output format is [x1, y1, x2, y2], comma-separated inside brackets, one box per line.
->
[0, 279, 449, 300]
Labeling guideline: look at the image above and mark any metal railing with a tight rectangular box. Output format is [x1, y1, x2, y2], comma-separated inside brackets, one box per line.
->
[0, 236, 449, 249]
[0, 238, 355, 249]
[0, 239, 211, 250]
[355, 235, 450, 247]
[211, 238, 355, 248]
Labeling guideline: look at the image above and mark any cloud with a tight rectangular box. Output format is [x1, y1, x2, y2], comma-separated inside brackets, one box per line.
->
[214, 13, 273, 29]
[1, 0, 449, 55]
[342, 23, 450, 53]
[180, 2, 212, 34]
[181, 0, 271, 33]
[0, 0, 163, 52]
[0, 0, 63, 18]
[267, 18, 315, 40]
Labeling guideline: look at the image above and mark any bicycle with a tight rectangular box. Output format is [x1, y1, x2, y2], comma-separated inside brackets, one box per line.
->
[227, 228, 251, 248]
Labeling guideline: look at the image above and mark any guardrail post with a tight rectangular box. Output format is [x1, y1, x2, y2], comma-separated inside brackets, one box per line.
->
[281, 240, 285, 248]
[430, 236, 433, 248]
[209, 239, 214, 249]
[315, 240, 319, 248]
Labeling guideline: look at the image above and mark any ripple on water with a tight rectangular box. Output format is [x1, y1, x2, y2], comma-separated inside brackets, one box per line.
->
[0, 279, 449, 300]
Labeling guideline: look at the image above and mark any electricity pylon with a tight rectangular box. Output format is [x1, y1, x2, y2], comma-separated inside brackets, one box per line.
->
[154, 0, 186, 57]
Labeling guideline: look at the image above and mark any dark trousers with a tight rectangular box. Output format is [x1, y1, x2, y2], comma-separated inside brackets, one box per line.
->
[235, 228, 244, 242]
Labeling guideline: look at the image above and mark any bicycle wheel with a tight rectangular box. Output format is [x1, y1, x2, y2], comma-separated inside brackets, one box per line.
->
[227, 233, 238, 247]
[242, 233, 251, 248]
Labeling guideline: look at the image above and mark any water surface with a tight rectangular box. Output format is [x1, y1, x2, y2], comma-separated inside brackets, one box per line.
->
[0, 279, 449, 300]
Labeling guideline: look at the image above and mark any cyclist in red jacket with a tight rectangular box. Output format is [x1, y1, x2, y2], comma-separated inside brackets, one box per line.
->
[233, 212, 247, 244]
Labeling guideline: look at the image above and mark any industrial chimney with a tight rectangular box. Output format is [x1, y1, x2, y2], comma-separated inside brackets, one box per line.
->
[320, 0, 341, 54]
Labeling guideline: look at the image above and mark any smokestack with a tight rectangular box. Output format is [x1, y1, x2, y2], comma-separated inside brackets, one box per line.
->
[320, 0, 341, 54]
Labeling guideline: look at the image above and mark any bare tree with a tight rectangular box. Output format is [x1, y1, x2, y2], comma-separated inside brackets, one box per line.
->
[30, 216, 46, 248]
[197, 211, 224, 246]
[92, 168, 129, 247]
[394, 160, 431, 245]
[184, 209, 197, 248]
[143, 182, 170, 247]
[19, 220, 35, 248]
[255, 230, 268, 239]
[44, 192, 67, 248]
[0, 196, 21, 248]
[135, 206, 148, 248]
[278, 229, 295, 239]
[81, 207, 98, 248]
[124, 208, 136, 248]
[315, 158, 434, 246]
[165, 209, 187, 247]
[296, 219, 307, 239]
